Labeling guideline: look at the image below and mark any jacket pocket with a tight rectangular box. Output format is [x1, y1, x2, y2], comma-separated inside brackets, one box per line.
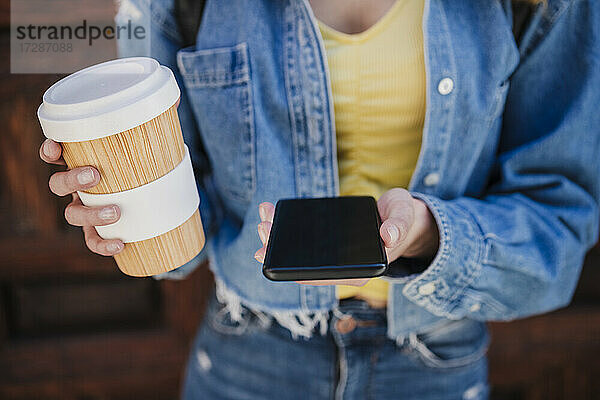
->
[406, 318, 490, 369]
[177, 42, 256, 203]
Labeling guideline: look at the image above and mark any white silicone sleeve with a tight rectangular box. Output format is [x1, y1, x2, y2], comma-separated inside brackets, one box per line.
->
[77, 146, 200, 243]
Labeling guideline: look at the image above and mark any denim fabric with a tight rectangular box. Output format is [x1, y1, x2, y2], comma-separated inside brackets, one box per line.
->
[182, 294, 489, 400]
[116, 0, 600, 342]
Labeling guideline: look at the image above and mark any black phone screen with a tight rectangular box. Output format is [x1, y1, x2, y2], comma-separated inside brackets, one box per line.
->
[262, 196, 388, 281]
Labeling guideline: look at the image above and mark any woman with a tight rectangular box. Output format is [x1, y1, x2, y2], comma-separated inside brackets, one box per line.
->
[39, 0, 600, 398]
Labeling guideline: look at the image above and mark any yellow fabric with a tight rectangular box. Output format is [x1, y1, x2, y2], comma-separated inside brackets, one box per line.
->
[316, 0, 426, 303]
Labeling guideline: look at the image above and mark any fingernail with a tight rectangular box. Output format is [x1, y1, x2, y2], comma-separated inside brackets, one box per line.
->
[107, 242, 123, 253]
[259, 205, 266, 221]
[42, 141, 52, 157]
[387, 225, 399, 244]
[77, 168, 95, 185]
[99, 206, 118, 221]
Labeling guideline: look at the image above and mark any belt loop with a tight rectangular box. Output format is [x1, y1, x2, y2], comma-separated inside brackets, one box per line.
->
[395, 334, 407, 347]
[332, 306, 350, 320]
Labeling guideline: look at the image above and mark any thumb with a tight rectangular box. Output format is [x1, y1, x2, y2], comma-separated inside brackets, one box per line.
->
[377, 189, 415, 248]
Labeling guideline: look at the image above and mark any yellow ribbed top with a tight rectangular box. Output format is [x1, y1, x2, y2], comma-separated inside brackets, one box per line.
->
[317, 0, 426, 304]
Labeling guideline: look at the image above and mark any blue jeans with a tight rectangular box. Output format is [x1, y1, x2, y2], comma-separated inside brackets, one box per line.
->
[182, 293, 490, 400]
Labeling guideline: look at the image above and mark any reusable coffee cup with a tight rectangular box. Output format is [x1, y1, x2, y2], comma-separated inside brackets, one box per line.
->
[37, 57, 205, 277]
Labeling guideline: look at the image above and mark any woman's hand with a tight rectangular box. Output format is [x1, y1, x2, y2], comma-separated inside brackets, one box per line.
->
[39, 139, 124, 256]
[376, 188, 439, 263]
[253, 188, 439, 286]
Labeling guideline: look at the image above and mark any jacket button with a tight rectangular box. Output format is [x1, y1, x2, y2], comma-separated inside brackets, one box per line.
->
[423, 172, 440, 186]
[438, 77, 454, 95]
[335, 316, 357, 334]
[418, 282, 436, 295]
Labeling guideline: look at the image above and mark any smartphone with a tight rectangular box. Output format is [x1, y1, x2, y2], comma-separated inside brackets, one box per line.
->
[262, 196, 388, 281]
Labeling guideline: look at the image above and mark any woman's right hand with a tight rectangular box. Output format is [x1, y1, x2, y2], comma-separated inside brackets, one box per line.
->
[39, 138, 124, 256]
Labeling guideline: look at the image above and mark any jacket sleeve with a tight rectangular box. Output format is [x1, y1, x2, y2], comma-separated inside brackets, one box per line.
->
[115, 0, 221, 279]
[403, 0, 600, 321]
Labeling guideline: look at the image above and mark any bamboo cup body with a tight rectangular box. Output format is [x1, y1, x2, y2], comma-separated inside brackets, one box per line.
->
[62, 104, 205, 277]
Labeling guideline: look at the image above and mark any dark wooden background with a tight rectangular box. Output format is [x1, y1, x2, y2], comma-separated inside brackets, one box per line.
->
[0, 1, 598, 399]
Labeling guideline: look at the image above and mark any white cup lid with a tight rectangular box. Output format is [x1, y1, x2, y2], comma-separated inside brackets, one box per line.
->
[38, 57, 180, 142]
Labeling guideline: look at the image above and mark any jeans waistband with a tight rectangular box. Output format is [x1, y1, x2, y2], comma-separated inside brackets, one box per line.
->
[337, 298, 387, 316]
[331, 298, 389, 345]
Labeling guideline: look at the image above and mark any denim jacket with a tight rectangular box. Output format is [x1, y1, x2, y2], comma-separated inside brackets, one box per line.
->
[116, 0, 600, 342]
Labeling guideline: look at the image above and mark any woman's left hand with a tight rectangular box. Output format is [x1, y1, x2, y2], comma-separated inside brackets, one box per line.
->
[254, 188, 439, 286]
